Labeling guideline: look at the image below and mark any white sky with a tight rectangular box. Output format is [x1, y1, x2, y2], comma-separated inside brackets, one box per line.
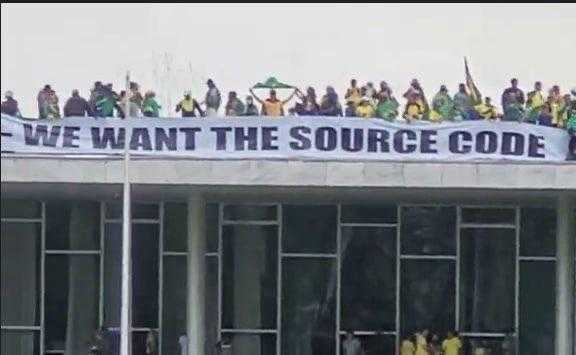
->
[1, 3, 575, 117]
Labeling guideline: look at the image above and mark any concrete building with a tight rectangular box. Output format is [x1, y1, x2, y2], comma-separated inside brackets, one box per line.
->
[1, 154, 575, 355]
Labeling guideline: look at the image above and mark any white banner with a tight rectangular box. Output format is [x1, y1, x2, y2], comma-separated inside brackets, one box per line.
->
[2, 114, 574, 162]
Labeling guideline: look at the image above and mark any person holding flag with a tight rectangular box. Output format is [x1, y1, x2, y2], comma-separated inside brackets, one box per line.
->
[464, 57, 482, 106]
[454, 83, 475, 120]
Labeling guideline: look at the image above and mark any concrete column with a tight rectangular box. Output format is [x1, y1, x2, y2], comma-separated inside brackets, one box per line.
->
[555, 195, 575, 355]
[187, 197, 206, 355]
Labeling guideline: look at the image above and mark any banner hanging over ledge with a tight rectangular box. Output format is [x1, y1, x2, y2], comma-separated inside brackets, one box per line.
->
[1, 114, 574, 162]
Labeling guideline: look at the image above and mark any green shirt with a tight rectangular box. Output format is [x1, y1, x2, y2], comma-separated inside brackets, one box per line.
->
[142, 98, 162, 117]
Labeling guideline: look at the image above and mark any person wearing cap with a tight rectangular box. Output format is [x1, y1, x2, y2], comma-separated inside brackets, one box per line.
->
[204, 79, 221, 117]
[64, 89, 92, 117]
[175, 91, 204, 117]
[224, 91, 245, 116]
[142, 91, 162, 117]
[430, 85, 456, 122]
[249, 87, 297, 117]
[1, 91, 21, 117]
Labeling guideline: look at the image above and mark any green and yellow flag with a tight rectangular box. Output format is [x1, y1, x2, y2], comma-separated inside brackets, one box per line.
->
[465, 57, 482, 105]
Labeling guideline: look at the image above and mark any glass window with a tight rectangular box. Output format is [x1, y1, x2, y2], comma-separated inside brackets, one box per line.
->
[220, 333, 276, 355]
[341, 227, 396, 331]
[461, 208, 515, 224]
[460, 228, 515, 333]
[1, 330, 40, 355]
[223, 204, 277, 221]
[1, 223, 41, 326]
[206, 203, 219, 253]
[162, 256, 187, 355]
[401, 260, 455, 334]
[283, 205, 337, 254]
[205, 256, 219, 355]
[132, 331, 159, 355]
[44, 255, 99, 352]
[164, 203, 188, 252]
[340, 334, 396, 355]
[222, 225, 277, 329]
[462, 337, 513, 355]
[282, 258, 336, 355]
[401, 206, 456, 255]
[132, 224, 160, 328]
[341, 205, 397, 224]
[520, 208, 556, 257]
[105, 202, 159, 219]
[103, 224, 122, 327]
[46, 201, 100, 250]
[520, 261, 555, 355]
[1, 199, 41, 219]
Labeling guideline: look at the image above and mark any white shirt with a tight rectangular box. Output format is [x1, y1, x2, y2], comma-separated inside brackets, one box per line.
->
[343, 337, 362, 355]
[178, 335, 188, 355]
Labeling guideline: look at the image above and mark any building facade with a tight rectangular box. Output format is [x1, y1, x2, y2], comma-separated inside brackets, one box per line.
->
[1, 157, 575, 355]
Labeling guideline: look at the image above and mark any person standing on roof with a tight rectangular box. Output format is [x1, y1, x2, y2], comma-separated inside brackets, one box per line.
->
[64, 89, 92, 117]
[249, 87, 297, 117]
[204, 79, 222, 117]
[501, 78, 525, 121]
[142, 91, 162, 117]
[176, 91, 204, 117]
[1, 91, 21, 117]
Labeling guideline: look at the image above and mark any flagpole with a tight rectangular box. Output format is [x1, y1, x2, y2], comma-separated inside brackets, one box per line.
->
[120, 70, 132, 355]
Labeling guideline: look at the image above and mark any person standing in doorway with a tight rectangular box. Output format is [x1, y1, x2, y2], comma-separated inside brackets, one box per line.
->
[342, 331, 363, 355]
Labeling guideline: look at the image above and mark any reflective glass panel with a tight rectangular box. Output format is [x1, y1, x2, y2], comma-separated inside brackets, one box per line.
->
[222, 225, 277, 329]
[461, 208, 515, 224]
[282, 205, 336, 253]
[45, 255, 99, 352]
[401, 206, 456, 255]
[341, 227, 396, 331]
[460, 228, 515, 333]
[164, 203, 188, 252]
[162, 256, 187, 355]
[1, 223, 41, 326]
[341, 205, 397, 224]
[223, 205, 277, 221]
[520, 208, 556, 257]
[1, 331, 40, 355]
[282, 258, 336, 355]
[46, 201, 100, 250]
[132, 224, 160, 328]
[1, 199, 41, 219]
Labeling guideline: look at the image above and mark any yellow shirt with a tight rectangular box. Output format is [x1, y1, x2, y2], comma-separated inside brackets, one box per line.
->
[263, 99, 284, 117]
[442, 338, 462, 355]
[401, 340, 415, 355]
[356, 102, 375, 118]
[527, 91, 544, 109]
[415, 334, 428, 355]
[178, 98, 196, 112]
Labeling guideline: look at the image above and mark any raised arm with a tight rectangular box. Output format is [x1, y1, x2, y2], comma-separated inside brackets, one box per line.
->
[249, 88, 264, 105]
[282, 89, 298, 105]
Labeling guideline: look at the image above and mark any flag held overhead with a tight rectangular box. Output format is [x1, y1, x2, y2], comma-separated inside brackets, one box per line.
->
[252, 77, 295, 89]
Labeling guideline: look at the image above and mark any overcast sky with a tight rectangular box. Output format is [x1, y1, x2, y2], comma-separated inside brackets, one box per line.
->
[1, 3, 575, 117]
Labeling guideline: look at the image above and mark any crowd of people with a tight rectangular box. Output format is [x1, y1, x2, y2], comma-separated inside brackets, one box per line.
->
[2, 78, 575, 136]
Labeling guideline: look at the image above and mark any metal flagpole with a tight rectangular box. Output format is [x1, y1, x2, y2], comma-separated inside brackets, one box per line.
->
[120, 71, 132, 355]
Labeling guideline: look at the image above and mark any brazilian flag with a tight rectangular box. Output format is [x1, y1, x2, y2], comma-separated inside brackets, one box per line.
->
[376, 99, 399, 121]
[253, 77, 295, 89]
[465, 57, 482, 105]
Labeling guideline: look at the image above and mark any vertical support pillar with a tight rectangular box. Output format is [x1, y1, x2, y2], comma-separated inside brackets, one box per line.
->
[556, 195, 575, 355]
[188, 196, 206, 355]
